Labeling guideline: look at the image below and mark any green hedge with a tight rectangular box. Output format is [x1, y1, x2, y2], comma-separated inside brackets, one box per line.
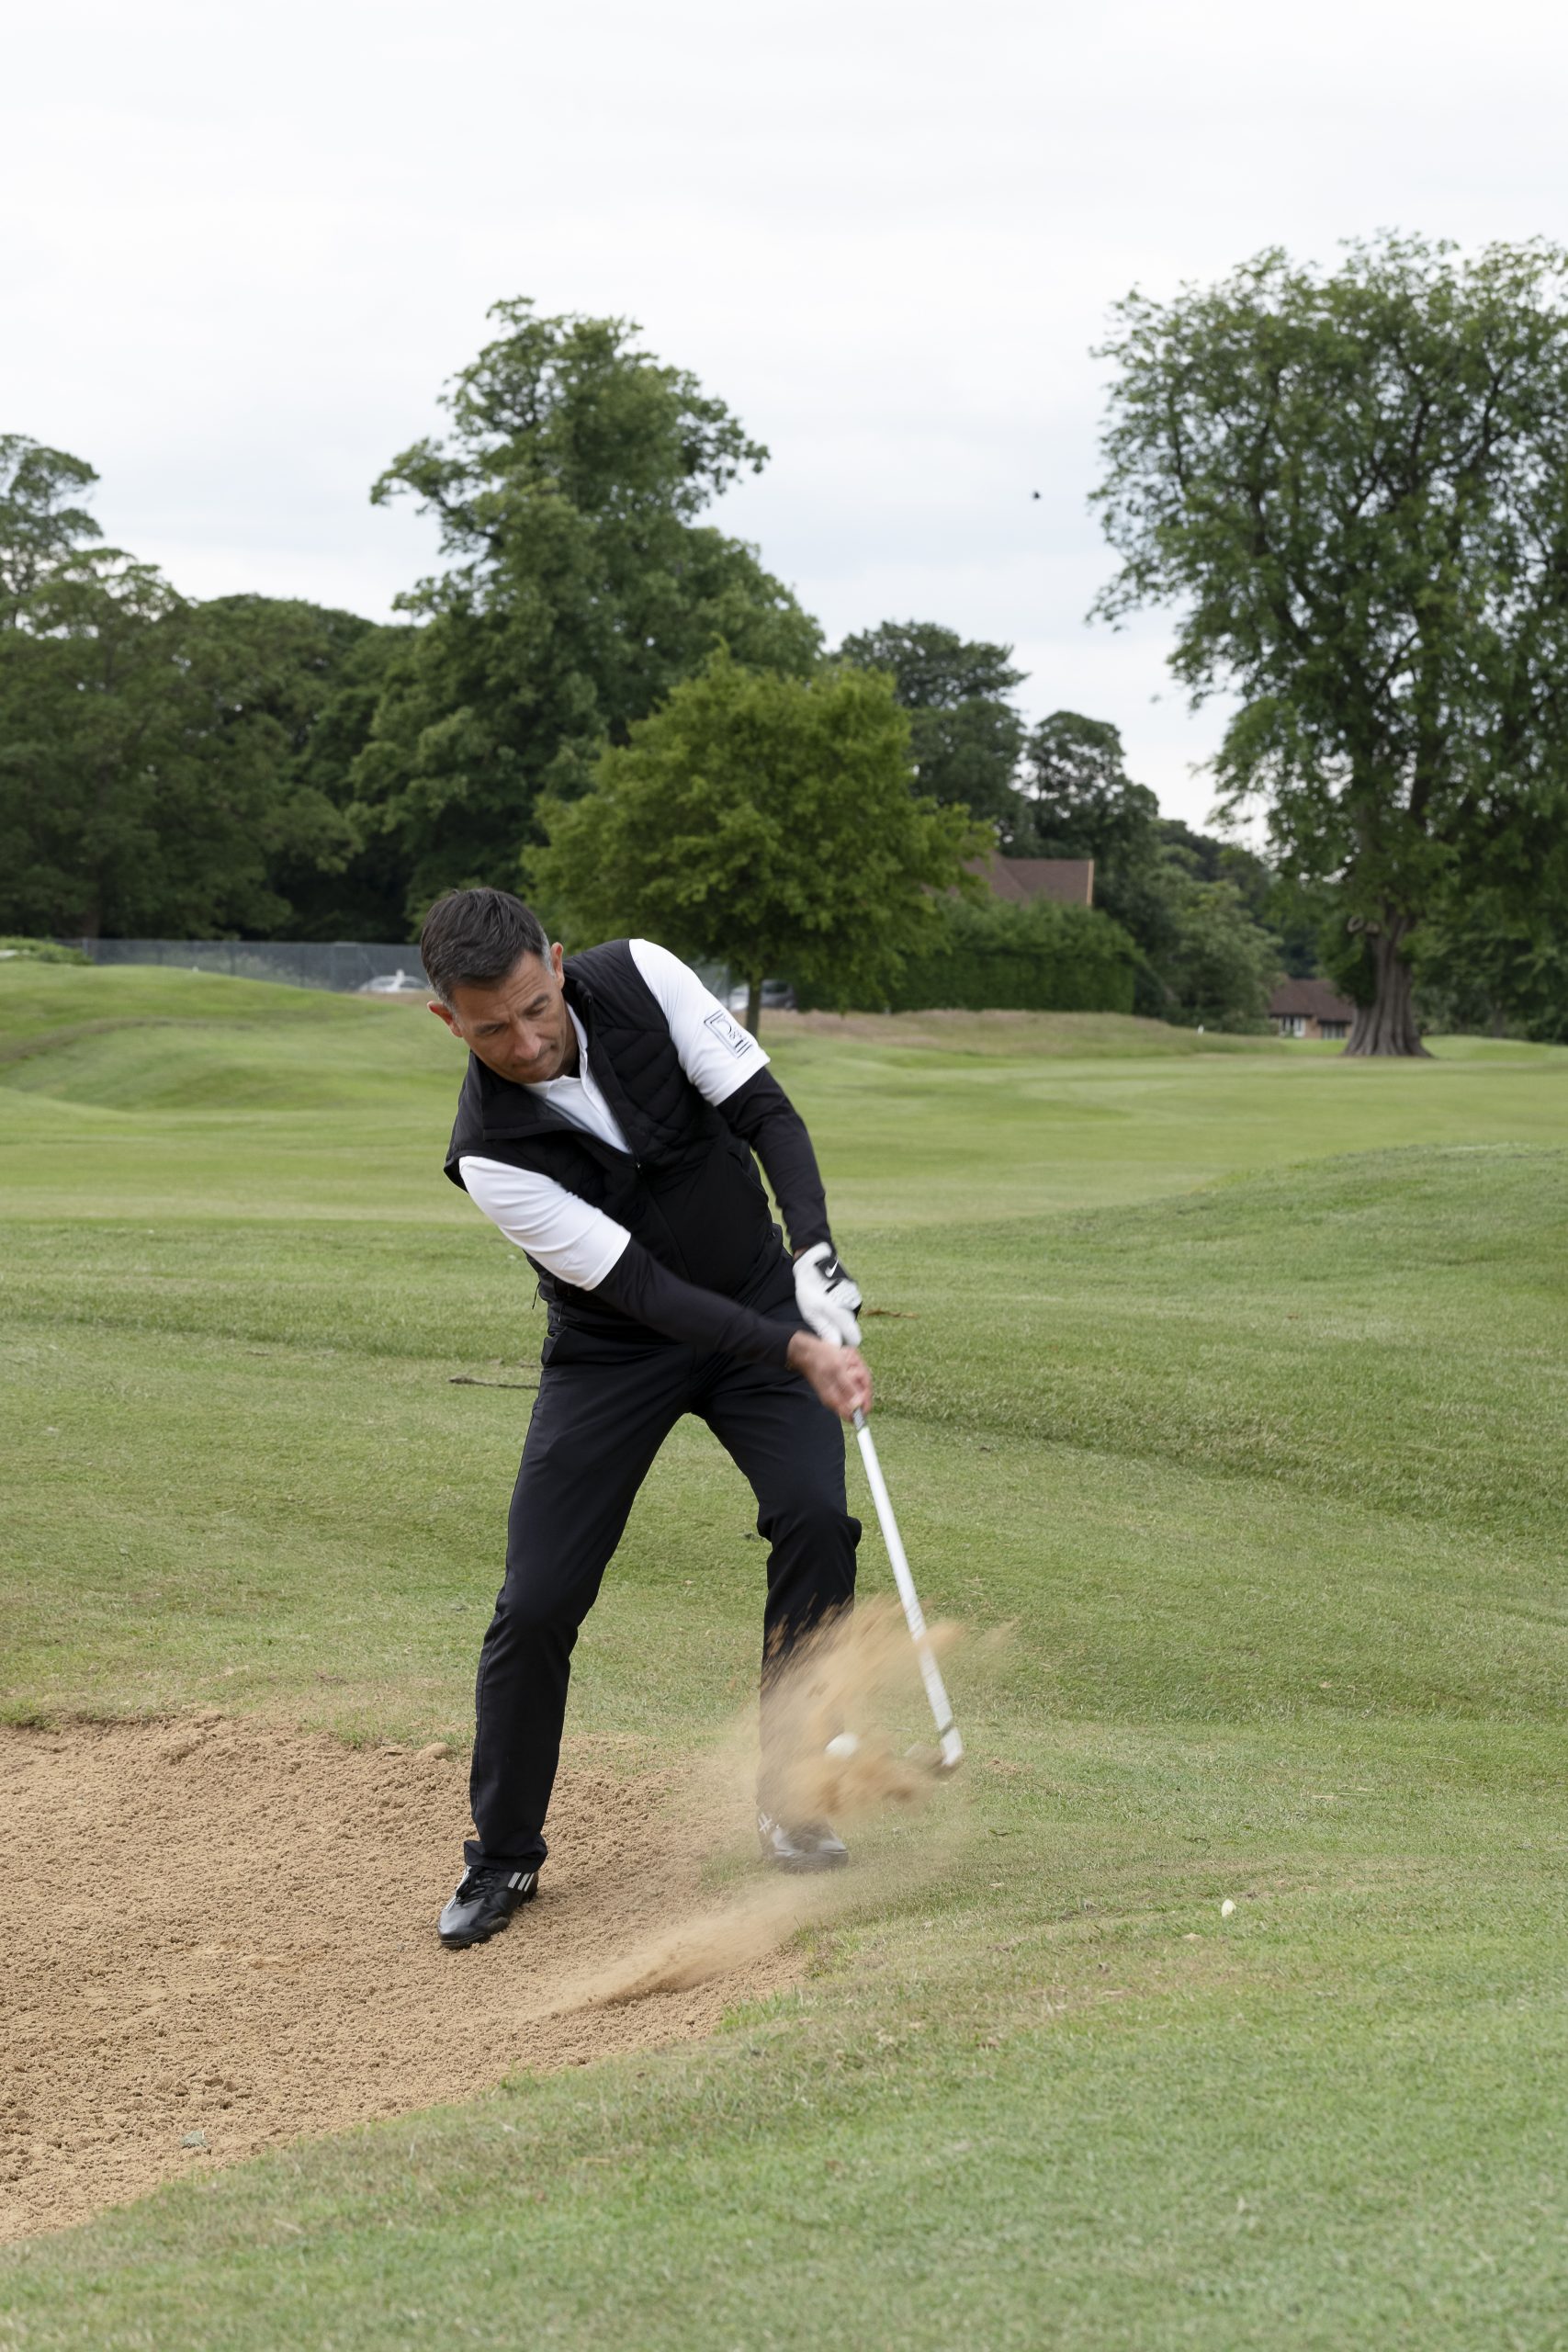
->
[832, 895, 1138, 1014]
[0, 937, 91, 966]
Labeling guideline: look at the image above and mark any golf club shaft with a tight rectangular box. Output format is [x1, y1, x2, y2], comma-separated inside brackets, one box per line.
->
[852, 1408, 964, 1767]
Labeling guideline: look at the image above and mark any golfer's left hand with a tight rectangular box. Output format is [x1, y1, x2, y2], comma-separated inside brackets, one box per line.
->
[787, 1332, 873, 1420]
[794, 1242, 863, 1346]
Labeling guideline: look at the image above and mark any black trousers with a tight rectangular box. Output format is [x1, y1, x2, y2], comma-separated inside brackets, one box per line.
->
[465, 1257, 862, 1872]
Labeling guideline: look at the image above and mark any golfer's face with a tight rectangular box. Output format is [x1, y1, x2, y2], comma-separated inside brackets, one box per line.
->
[436, 949, 575, 1083]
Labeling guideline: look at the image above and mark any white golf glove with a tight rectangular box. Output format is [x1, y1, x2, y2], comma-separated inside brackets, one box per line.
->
[794, 1242, 863, 1347]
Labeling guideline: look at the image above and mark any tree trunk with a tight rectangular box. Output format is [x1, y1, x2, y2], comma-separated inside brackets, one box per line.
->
[1344, 914, 1429, 1057]
[744, 976, 763, 1039]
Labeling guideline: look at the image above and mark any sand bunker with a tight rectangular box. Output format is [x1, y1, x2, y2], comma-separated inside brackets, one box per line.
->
[1, 1607, 963, 2241]
[0, 1717, 801, 2242]
[535, 1605, 962, 2018]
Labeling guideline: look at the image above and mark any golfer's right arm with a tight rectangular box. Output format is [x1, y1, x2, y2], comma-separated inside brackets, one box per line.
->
[458, 1157, 870, 1419]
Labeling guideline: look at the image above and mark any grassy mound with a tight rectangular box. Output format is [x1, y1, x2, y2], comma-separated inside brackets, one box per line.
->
[0, 962, 389, 1047]
[768, 1004, 1287, 1056]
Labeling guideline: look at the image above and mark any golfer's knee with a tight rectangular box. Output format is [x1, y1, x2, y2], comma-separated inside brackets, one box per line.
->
[762, 1502, 861, 1589]
[492, 1566, 591, 1642]
[761, 1503, 859, 1666]
[763, 1494, 844, 1541]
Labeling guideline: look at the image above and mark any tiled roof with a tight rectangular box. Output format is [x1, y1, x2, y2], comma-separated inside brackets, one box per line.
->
[966, 853, 1095, 907]
[1269, 977, 1357, 1022]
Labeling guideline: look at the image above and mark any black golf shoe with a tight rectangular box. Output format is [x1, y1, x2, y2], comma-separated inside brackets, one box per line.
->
[758, 1814, 849, 1873]
[438, 1865, 538, 1949]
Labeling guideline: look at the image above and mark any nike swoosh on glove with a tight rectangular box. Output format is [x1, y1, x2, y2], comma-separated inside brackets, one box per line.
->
[794, 1241, 863, 1346]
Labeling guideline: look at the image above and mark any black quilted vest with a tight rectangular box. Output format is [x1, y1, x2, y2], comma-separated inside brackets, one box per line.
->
[443, 940, 782, 1339]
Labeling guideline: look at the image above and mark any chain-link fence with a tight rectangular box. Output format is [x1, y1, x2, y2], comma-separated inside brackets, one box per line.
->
[57, 938, 761, 1007]
[62, 940, 429, 994]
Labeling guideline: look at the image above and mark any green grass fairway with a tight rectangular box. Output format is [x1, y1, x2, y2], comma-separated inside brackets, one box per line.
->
[3, 967, 1566, 2347]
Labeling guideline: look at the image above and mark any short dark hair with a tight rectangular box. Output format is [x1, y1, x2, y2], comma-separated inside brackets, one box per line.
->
[420, 888, 550, 1003]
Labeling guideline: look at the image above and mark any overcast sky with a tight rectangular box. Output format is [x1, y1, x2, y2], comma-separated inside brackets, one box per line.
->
[6, 0, 1565, 824]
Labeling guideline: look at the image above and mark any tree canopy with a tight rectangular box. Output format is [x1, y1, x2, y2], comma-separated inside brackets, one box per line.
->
[0, 439, 398, 939]
[356, 302, 820, 922]
[1148, 854, 1282, 1032]
[1092, 232, 1568, 1053]
[1411, 842, 1568, 1042]
[1020, 710, 1160, 878]
[1, 557, 325, 938]
[1019, 710, 1284, 1024]
[526, 652, 985, 1033]
[229, 600, 413, 940]
[0, 435, 101, 626]
[837, 619, 1028, 839]
[0, 403, 1296, 1037]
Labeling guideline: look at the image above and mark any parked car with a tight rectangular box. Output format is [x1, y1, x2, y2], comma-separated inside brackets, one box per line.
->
[356, 969, 426, 995]
[727, 979, 797, 1015]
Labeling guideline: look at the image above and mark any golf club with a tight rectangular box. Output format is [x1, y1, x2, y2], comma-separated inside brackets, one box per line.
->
[851, 1406, 964, 1770]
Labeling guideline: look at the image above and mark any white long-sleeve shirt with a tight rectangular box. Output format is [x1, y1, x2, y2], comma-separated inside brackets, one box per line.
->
[458, 939, 768, 1288]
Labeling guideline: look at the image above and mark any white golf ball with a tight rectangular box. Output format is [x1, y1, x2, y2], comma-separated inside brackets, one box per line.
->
[1220, 1898, 1236, 1918]
[824, 1732, 860, 1760]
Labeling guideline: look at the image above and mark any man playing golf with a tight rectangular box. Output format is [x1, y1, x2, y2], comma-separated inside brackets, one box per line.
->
[422, 888, 871, 1950]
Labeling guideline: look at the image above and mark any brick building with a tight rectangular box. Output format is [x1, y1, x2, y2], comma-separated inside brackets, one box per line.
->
[1269, 978, 1356, 1041]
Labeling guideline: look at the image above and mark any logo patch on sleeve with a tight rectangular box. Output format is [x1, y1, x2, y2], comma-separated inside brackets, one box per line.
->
[703, 1007, 753, 1057]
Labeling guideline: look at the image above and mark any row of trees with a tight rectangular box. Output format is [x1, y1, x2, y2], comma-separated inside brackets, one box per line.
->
[822, 650, 1291, 1027]
[0, 438, 408, 941]
[0, 303, 1277, 1029]
[0, 309, 826, 944]
[7, 233, 1568, 1047]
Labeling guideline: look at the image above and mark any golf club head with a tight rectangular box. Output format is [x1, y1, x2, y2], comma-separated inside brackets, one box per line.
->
[903, 1727, 965, 1776]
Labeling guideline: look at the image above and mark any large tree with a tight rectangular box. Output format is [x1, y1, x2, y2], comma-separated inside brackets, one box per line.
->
[357, 302, 821, 922]
[1407, 785, 1568, 1040]
[1091, 234, 1568, 1054]
[1020, 709, 1172, 1010]
[0, 438, 431, 942]
[0, 554, 298, 936]
[0, 435, 101, 626]
[0, 447, 369, 939]
[1020, 710, 1161, 881]
[200, 596, 413, 940]
[1148, 853, 1282, 1032]
[838, 619, 1028, 838]
[1020, 710, 1285, 1024]
[526, 652, 984, 1034]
